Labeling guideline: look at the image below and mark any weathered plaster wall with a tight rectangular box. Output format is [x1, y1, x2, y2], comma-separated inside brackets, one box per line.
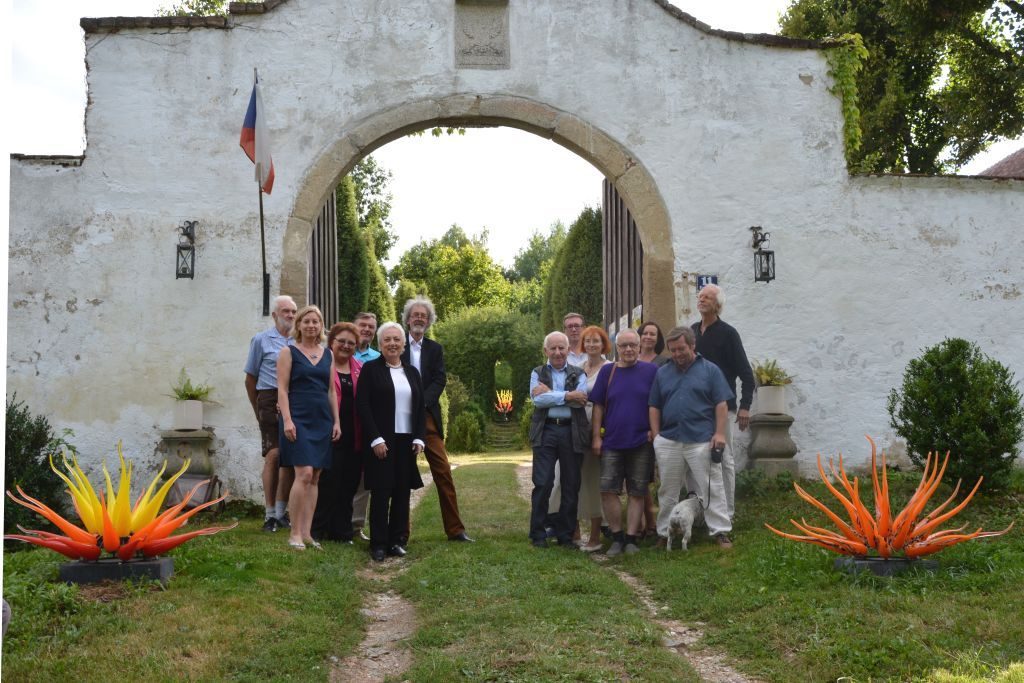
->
[9, 0, 1022, 495]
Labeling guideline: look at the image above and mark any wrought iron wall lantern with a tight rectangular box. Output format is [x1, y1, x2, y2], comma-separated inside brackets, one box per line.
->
[750, 225, 775, 283]
[176, 220, 197, 279]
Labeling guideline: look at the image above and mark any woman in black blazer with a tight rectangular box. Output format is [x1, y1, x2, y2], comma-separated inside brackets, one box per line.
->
[355, 322, 426, 562]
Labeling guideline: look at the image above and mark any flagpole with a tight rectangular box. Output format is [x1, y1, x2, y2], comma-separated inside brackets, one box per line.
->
[253, 67, 270, 317]
[259, 181, 269, 316]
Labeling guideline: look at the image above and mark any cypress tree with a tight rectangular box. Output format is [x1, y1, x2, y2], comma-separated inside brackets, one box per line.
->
[364, 220, 396, 324]
[336, 176, 370, 322]
[541, 206, 602, 331]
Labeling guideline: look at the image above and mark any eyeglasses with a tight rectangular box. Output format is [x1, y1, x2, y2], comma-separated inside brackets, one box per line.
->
[564, 323, 583, 330]
[616, 342, 639, 349]
[333, 339, 357, 347]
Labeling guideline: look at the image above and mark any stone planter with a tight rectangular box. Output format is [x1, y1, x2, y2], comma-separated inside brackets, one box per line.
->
[60, 557, 175, 586]
[748, 413, 799, 476]
[755, 385, 787, 415]
[172, 399, 203, 431]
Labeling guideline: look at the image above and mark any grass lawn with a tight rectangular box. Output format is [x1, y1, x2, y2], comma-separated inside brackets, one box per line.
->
[3, 452, 1023, 681]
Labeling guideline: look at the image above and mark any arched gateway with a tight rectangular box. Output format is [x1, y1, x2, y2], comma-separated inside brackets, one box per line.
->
[284, 95, 674, 326]
[9, 0, 1021, 494]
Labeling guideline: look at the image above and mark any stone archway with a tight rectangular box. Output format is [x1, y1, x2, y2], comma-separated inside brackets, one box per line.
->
[281, 94, 676, 326]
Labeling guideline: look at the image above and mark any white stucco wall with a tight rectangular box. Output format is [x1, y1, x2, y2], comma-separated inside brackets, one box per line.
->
[8, 0, 1022, 495]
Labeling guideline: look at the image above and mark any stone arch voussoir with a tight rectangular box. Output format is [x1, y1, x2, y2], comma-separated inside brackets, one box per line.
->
[284, 95, 675, 325]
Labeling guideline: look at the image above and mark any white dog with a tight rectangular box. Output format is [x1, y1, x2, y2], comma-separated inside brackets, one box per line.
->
[666, 495, 704, 551]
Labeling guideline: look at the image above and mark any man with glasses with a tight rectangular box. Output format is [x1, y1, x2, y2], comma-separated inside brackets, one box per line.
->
[401, 296, 473, 542]
[589, 328, 659, 555]
[563, 312, 587, 368]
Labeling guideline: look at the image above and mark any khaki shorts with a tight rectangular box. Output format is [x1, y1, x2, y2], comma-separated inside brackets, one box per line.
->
[256, 389, 279, 456]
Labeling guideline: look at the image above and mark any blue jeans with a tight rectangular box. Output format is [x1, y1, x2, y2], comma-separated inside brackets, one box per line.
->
[530, 424, 582, 543]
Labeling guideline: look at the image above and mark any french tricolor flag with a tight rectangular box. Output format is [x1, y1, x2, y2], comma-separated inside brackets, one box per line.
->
[239, 75, 275, 195]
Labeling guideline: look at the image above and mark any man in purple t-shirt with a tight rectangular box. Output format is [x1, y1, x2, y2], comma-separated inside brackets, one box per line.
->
[589, 328, 659, 556]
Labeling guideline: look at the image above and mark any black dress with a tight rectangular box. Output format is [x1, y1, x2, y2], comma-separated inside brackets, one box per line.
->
[312, 372, 362, 541]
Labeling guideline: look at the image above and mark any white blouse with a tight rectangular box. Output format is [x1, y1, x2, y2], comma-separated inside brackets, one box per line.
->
[390, 366, 414, 434]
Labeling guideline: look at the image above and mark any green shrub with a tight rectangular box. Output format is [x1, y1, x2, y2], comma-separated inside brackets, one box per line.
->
[447, 411, 485, 454]
[541, 206, 602, 332]
[887, 338, 1024, 489]
[444, 374, 475, 422]
[433, 306, 543, 415]
[518, 398, 535, 449]
[4, 395, 76, 540]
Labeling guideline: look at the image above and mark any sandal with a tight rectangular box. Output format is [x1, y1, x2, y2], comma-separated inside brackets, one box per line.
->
[288, 540, 306, 550]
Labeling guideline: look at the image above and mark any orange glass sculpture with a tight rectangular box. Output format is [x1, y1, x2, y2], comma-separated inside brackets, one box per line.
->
[5, 442, 235, 561]
[765, 436, 1013, 558]
[494, 389, 513, 417]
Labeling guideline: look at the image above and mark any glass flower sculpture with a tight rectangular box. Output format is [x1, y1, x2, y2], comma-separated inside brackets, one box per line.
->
[5, 442, 235, 561]
[765, 437, 1013, 558]
[494, 389, 513, 417]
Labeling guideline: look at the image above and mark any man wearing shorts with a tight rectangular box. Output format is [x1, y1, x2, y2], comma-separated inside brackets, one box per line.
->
[244, 295, 297, 531]
[589, 328, 659, 556]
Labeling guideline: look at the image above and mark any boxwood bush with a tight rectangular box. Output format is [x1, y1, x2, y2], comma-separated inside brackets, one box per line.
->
[887, 338, 1024, 489]
[4, 395, 77, 541]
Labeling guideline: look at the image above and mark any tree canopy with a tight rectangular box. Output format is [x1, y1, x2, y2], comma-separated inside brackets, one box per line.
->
[388, 226, 511, 321]
[781, 0, 1024, 173]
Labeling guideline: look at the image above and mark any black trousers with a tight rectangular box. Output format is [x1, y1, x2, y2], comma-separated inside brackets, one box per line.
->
[369, 433, 413, 550]
[530, 424, 582, 544]
[311, 440, 361, 541]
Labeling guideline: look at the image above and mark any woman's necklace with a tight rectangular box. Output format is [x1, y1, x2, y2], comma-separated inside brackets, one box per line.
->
[300, 343, 321, 362]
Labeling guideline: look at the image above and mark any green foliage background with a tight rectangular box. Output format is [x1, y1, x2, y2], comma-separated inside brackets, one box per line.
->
[335, 176, 370, 322]
[433, 306, 543, 416]
[541, 207, 603, 332]
[887, 337, 1024, 488]
[781, 0, 1024, 174]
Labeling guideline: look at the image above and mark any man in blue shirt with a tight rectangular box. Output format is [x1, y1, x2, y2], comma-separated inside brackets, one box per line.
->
[649, 326, 735, 548]
[353, 312, 381, 363]
[244, 295, 297, 532]
[527, 332, 590, 547]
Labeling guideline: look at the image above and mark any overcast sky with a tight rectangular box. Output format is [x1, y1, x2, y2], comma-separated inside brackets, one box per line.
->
[6, 0, 1020, 268]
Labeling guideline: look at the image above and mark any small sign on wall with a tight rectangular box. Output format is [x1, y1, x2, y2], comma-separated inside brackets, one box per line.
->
[696, 274, 718, 290]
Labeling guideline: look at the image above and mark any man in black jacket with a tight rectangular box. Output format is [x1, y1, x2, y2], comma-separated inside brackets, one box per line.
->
[401, 297, 473, 542]
[692, 284, 755, 523]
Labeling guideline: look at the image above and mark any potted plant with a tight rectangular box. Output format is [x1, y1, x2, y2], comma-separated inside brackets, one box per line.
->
[752, 358, 792, 415]
[169, 368, 215, 431]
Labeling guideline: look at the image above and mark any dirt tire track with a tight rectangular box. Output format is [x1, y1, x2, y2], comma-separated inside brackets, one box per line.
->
[330, 474, 440, 681]
[515, 464, 760, 683]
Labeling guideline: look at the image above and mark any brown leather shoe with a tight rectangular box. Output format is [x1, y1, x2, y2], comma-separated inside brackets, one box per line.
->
[714, 533, 733, 549]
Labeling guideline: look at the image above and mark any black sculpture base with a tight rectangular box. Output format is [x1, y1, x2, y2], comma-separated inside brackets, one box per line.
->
[59, 557, 174, 586]
[834, 555, 938, 577]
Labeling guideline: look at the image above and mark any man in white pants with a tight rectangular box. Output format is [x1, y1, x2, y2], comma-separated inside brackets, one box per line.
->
[648, 326, 735, 548]
[691, 284, 754, 523]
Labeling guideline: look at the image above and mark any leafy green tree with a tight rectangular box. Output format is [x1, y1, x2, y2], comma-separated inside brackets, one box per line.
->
[157, 0, 226, 16]
[392, 279, 430, 319]
[541, 207, 603, 332]
[351, 156, 397, 262]
[336, 176, 370, 322]
[388, 225, 511, 320]
[780, 0, 1024, 173]
[506, 222, 567, 282]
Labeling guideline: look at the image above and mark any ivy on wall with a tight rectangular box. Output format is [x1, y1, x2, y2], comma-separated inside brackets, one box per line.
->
[824, 34, 871, 171]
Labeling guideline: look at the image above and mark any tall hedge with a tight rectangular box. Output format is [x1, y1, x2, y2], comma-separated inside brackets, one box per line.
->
[433, 306, 544, 416]
[364, 217, 396, 323]
[336, 175, 370, 322]
[541, 206, 603, 333]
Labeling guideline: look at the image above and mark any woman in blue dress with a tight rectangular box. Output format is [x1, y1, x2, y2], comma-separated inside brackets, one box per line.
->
[277, 305, 340, 549]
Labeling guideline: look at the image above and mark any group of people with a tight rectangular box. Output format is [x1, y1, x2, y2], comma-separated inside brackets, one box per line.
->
[529, 284, 755, 555]
[244, 296, 473, 562]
